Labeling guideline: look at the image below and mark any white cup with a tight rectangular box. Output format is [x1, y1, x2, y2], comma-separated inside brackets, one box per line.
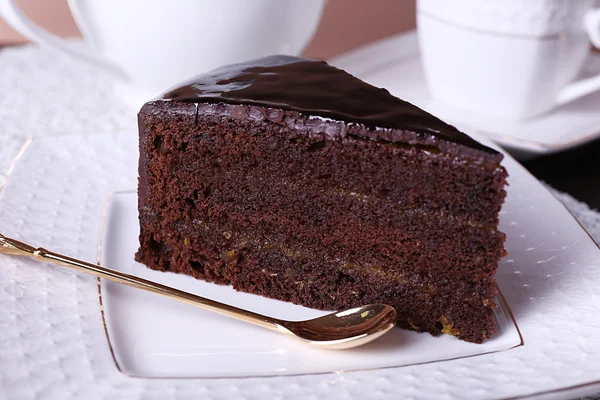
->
[417, 0, 600, 121]
[0, 0, 325, 104]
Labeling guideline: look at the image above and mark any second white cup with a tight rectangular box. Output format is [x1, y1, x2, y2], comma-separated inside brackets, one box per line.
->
[418, 0, 600, 121]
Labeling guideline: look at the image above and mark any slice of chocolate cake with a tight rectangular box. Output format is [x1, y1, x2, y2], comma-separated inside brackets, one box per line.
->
[136, 55, 507, 343]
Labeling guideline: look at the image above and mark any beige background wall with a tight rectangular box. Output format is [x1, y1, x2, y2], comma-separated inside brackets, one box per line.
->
[0, 0, 417, 59]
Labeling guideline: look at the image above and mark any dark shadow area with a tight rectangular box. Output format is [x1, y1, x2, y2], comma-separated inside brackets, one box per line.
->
[523, 138, 600, 210]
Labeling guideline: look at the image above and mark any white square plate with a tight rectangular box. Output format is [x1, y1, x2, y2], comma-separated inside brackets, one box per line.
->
[100, 192, 521, 378]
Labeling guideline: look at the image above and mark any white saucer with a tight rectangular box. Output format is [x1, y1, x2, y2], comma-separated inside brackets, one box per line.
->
[330, 31, 600, 158]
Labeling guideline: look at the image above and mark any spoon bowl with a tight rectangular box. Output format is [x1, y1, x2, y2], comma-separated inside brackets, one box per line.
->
[279, 304, 397, 349]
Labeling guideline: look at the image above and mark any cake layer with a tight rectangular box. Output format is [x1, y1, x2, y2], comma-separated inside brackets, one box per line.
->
[137, 227, 497, 343]
[139, 203, 504, 286]
[139, 213, 500, 297]
[141, 102, 506, 223]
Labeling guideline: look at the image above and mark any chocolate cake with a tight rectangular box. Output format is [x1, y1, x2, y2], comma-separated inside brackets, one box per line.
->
[136, 55, 508, 343]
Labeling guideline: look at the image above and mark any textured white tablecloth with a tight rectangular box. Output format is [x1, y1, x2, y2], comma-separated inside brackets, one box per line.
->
[1, 43, 599, 400]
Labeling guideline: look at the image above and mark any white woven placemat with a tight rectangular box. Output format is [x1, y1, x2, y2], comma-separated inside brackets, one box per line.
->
[1, 43, 598, 400]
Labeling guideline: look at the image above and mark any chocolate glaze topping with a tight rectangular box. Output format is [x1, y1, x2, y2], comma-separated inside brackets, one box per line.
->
[160, 55, 497, 154]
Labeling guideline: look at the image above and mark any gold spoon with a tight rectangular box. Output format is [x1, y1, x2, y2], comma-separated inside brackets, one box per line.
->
[0, 233, 397, 350]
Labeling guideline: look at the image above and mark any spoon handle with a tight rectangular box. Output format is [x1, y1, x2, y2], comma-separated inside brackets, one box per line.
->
[0, 233, 285, 333]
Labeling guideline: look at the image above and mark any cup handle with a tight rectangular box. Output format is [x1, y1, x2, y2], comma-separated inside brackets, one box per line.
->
[0, 0, 127, 80]
[556, 8, 600, 105]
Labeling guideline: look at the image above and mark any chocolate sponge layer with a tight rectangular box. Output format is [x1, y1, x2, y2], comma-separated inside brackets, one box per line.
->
[136, 101, 507, 343]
